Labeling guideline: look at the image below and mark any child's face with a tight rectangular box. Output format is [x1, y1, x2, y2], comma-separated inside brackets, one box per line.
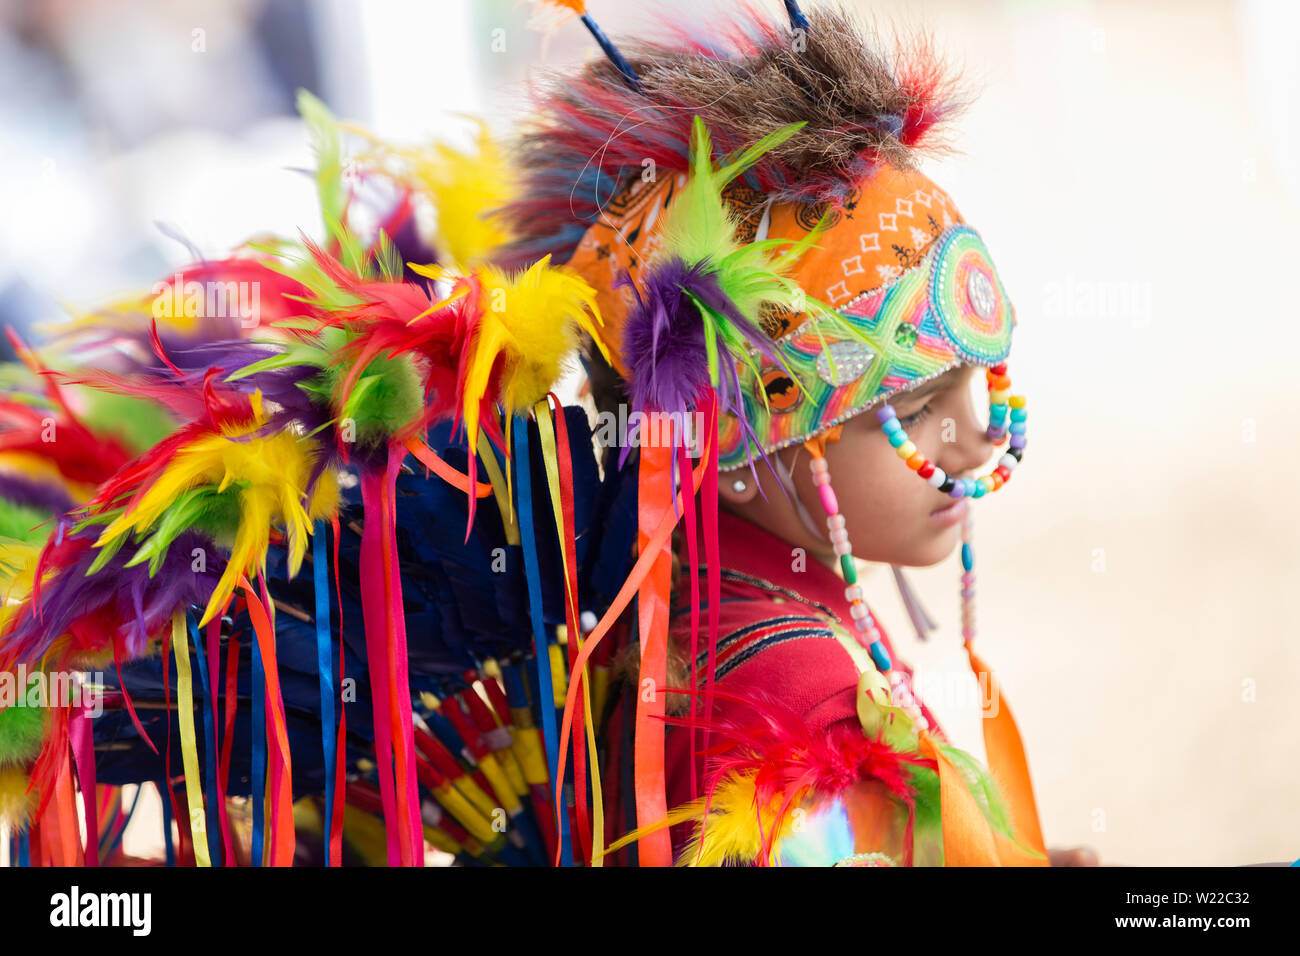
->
[723, 363, 998, 568]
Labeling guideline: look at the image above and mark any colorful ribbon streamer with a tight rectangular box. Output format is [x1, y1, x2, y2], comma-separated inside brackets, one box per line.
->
[513, 414, 571, 867]
[537, 396, 605, 865]
[188, 617, 222, 865]
[966, 647, 1050, 866]
[313, 519, 338, 866]
[170, 610, 211, 867]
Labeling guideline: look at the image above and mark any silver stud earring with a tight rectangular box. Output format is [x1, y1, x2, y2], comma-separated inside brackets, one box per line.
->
[731, 479, 747, 493]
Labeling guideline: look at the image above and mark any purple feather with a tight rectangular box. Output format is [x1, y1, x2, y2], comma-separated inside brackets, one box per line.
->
[3, 528, 223, 665]
[0, 472, 77, 517]
[618, 258, 714, 416]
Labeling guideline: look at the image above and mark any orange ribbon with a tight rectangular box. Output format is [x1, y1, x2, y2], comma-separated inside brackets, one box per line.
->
[550, 431, 712, 866]
[633, 439, 675, 867]
[403, 437, 494, 498]
[967, 647, 1050, 866]
[917, 731, 1001, 866]
[237, 574, 296, 866]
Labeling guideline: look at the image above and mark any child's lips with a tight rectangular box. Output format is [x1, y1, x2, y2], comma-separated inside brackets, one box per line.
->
[928, 497, 969, 526]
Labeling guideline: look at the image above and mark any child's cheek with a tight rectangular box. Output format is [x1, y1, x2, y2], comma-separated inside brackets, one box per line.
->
[829, 430, 935, 561]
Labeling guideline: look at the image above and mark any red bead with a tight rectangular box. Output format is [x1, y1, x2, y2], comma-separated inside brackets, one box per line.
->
[918, 462, 935, 479]
[994, 465, 1011, 481]
[990, 362, 1007, 376]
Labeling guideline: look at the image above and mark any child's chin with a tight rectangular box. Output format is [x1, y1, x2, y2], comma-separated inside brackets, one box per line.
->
[903, 523, 962, 568]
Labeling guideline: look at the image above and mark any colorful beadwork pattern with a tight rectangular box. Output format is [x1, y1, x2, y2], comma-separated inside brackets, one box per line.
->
[718, 225, 1017, 471]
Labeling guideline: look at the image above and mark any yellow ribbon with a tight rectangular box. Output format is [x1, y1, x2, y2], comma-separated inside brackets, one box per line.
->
[477, 429, 520, 546]
[171, 610, 212, 867]
[535, 399, 605, 866]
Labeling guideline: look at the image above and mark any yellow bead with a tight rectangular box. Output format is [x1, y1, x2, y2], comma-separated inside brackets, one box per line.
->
[897, 440, 916, 459]
[989, 389, 1010, 404]
[1009, 395, 1027, 409]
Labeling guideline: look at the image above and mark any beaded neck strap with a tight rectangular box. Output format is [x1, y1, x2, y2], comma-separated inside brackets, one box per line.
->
[802, 426, 929, 731]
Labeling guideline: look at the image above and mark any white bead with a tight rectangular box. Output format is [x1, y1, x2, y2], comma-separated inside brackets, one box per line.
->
[579, 610, 598, 633]
[999, 453, 1017, 471]
[850, 601, 870, 621]
[844, 584, 864, 604]
[827, 514, 846, 531]
[809, 456, 829, 474]
[926, 468, 947, 488]
[833, 538, 852, 556]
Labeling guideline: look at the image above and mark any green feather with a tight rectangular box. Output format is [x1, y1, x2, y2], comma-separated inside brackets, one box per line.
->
[935, 742, 1022, 846]
[300, 355, 423, 449]
[296, 89, 346, 242]
[904, 763, 946, 866]
[0, 501, 53, 547]
[123, 485, 242, 575]
[84, 531, 128, 576]
[0, 696, 46, 766]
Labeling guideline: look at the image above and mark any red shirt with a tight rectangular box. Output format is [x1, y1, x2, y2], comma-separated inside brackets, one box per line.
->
[599, 508, 945, 863]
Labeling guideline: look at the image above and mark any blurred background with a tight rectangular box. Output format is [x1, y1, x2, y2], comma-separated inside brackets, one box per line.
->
[0, 0, 1295, 866]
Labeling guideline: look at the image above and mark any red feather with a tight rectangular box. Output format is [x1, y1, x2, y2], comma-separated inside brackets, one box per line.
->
[663, 684, 936, 862]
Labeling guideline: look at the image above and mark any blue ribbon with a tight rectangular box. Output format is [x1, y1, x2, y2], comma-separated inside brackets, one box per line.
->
[313, 519, 337, 866]
[15, 829, 28, 867]
[513, 416, 570, 867]
[188, 615, 222, 866]
[251, 629, 266, 867]
[160, 783, 175, 867]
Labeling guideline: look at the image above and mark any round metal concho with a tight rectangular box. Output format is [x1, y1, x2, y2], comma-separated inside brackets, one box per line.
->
[815, 341, 876, 387]
[967, 268, 997, 319]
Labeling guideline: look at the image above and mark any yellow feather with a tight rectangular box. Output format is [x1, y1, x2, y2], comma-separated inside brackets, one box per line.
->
[0, 765, 32, 829]
[346, 117, 515, 267]
[86, 399, 339, 626]
[462, 256, 606, 450]
[604, 772, 807, 867]
[202, 491, 271, 625]
[0, 540, 38, 627]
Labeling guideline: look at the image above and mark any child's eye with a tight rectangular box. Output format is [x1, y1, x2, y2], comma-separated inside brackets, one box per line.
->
[897, 404, 932, 428]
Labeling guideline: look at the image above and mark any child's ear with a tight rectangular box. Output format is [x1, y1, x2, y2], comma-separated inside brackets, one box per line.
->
[719, 469, 759, 505]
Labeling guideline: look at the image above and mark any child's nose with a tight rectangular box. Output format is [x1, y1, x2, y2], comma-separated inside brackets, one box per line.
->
[934, 404, 995, 478]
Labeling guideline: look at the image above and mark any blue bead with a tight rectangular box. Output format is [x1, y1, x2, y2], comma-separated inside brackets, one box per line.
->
[990, 407, 1009, 422]
[888, 430, 908, 448]
[869, 641, 892, 673]
[972, 481, 987, 498]
[882, 418, 902, 435]
[1009, 422, 1027, 434]
[961, 543, 973, 571]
